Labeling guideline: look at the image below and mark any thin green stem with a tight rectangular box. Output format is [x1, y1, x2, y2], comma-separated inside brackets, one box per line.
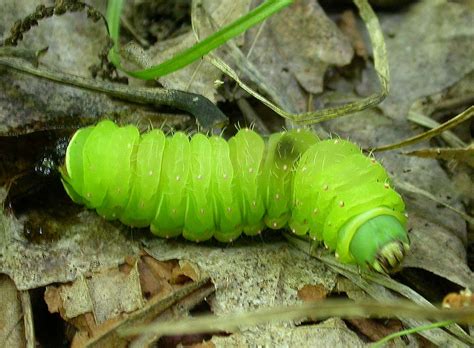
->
[371, 320, 454, 347]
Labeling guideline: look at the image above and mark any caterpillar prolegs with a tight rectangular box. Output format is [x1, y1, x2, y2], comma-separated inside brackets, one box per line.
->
[60, 120, 410, 273]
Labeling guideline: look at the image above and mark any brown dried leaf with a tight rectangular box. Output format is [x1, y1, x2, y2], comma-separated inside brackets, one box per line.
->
[0, 275, 26, 347]
[70, 313, 122, 348]
[43, 265, 144, 324]
[138, 257, 174, 299]
[177, 260, 202, 282]
[44, 285, 62, 314]
[297, 284, 329, 302]
[338, 10, 368, 59]
[70, 330, 90, 348]
[141, 255, 174, 280]
[346, 318, 403, 342]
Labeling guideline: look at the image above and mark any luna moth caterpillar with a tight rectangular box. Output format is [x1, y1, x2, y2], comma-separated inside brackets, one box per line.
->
[60, 120, 410, 273]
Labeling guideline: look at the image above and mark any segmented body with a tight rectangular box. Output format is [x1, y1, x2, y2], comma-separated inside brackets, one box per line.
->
[61, 120, 409, 272]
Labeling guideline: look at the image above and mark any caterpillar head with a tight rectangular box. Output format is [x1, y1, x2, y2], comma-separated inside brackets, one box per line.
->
[341, 212, 410, 274]
[371, 239, 410, 273]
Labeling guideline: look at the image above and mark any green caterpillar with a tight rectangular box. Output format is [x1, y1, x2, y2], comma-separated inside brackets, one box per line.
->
[60, 120, 409, 273]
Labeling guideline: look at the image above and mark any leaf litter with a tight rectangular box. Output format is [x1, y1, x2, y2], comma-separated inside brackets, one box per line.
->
[0, 0, 473, 346]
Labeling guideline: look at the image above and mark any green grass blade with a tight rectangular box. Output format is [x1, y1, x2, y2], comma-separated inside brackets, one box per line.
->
[106, 0, 124, 66]
[371, 321, 454, 348]
[106, 0, 292, 79]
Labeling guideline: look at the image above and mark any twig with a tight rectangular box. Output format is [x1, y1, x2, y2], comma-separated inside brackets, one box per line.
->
[0, 54, 228, 129]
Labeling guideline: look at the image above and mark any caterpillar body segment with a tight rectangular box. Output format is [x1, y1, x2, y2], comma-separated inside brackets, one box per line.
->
[151, 132, 191, 238]
[119, 128, 166, 227]
[61, 120, 410, 272]
[261, 130, 319, 230]
[228, 129, 266, 236]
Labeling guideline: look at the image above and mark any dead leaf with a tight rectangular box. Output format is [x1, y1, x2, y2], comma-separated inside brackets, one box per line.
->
[297, 284, 329, 302]
[380, 0, 474, 120]
[405, 146, 474, 168]
[269, 0, 353, 95]
[44, 285, 62, 315]
[138, 256, 174, 299]
[174, 260, 202, 283]
[338, 10, 368, 59]
[210, 317, 365, 347]
[126, 0, 252, 104]
[346, 318, 403, 342]
[403, 214, 474, 289]
[44, 266, 144, 324]
[0, 275, 26, 347]
[145, 240, 337, 316]
[240, 0, 353, 112]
